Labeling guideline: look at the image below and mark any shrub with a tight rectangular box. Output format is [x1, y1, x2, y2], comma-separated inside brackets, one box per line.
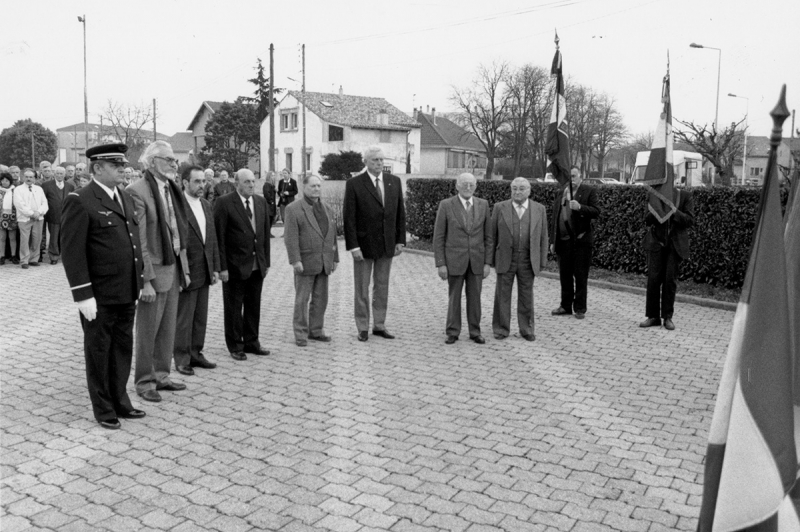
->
[405, 178, 787, 289]
[319, 151, 363, 181]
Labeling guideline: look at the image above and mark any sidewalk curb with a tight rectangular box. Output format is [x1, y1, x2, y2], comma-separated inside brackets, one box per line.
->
[403, 248, 737, 313]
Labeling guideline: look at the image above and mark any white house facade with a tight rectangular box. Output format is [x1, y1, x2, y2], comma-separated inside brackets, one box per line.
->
[260, 89, 421, 178]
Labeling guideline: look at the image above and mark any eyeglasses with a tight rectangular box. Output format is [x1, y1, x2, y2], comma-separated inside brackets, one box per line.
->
[154, 156, 179, 166]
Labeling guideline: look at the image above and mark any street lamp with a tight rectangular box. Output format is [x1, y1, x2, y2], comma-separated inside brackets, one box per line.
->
[78, 15, 88, 162]
[728, 93, 749, 186]
[690, 42, 722, 184]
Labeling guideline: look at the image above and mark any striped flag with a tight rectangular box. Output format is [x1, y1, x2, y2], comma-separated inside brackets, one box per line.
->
[697, 86, 798, 532]
[786, 167, 800, 402]
[640, 65, 676, 223]
[545, 34, 570, 188]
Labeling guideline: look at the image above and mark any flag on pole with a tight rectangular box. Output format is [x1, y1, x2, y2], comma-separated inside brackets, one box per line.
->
[640, 58, 676, 223]
[786, 167, 800, 402]
[697, 85, 798, 532]
[545, 31, 570, 188]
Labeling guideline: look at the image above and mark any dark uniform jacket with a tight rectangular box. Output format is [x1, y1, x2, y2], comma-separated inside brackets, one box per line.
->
[549, 183, 601, 246]
[644, 189, 694, 259]
[61, 180, 144, 304]
[343, 170, 406, 260]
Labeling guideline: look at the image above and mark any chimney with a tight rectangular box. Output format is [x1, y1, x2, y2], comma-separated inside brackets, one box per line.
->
[426, 105, 430, 113]
[338, 85, 343, 97]
[432, 107, 436, 126]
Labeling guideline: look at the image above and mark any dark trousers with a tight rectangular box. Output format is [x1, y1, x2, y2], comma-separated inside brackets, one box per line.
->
[222, 272, 264, 353]
[47, 222, 61, 261]
[493, 266, 535, 337]
[446, 268, 483, 338]
[646, 246, 682, 319]
[174, 284, 210, 367]
[556, 240, 591, 314]
[80, 303, 136, 422]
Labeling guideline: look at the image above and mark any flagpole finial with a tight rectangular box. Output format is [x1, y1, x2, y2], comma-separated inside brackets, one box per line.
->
[667, 50, 670, 72]
[554, 29, 560, 49]
[769, 85, 790, 148]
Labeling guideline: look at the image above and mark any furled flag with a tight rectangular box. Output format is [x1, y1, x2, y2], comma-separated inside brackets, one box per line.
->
[639, 59, 676, 222]
[697, 86, 798, 532]
[786, 166, 800, 402]
[545, 31, 571, 189]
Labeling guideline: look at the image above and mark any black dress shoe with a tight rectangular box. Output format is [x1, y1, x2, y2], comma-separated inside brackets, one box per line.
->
[190, 355, 217, 369]
[522, 333, 536, 342]
[231, 351, 247, 361]
[308, 335, 331, 342]
[157, 382, 187, 391]
[663, 318, 675, 331]
[639, 318, 661, 328]
[21, 264, 28, 269]
[551, 306, 571, 316]
[358, 331, 368, 342]
[176, 365, 194, 376]
[470, 335, 486, 344]
[493, 333, 507, 340]
[11, 258, 19, 265]
[29, 262, 40, 267]
[445, 335, 458, 344]
[245, 347, 270, 356]
[139, 390, 162, 402]
[296, 339, 308, 347]
[118, 409, 146, 419]
[98, 418, 121, 430]
[372, 329, 395, 339]
[575, 313, 585, 320]
[50, 260, 58, 265]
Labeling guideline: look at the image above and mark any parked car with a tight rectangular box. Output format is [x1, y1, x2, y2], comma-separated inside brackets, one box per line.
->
[584, 178, 623, 186]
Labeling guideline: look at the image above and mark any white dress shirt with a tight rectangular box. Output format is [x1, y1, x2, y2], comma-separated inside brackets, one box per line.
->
[514, 198, 529, 218]
[13, 183, 48, 223]
[184, 191, 206, 243]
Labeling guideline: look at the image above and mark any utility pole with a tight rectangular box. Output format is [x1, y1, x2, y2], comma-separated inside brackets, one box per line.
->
[269, 43, 275, 173]
[301, 44, 307, 176]
[78, 15, 89, 161]
[153, 99, 157, 141]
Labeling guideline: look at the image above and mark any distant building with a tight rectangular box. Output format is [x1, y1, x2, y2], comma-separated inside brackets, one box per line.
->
[167, 132, 193, 164]
[732, 136, 792, 185]
[55, 122, 171, 166]
[415, 109, 487, 178]
[186, 101, 224, 159]
[260, 88, 421, 178]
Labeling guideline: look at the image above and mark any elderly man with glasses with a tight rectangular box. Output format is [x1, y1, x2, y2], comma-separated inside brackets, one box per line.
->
[127, 141, 190, 403]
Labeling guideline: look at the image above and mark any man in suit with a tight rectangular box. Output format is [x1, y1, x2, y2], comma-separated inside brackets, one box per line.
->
[640, 186, 694, 331]
[42, 166, 74, 264]
[214, 168, 272, 360]
[211, 170, 235, 205]
[284, 174, 339, 347]
[277, 169, 298, 223]
[433, 173, 492, 345]
[489, 178, 549, 341]
[262, 171, 277, 237]
[127, 140, 190, 403]
[14, 168, 49, 269]
[550, 166, 601, 319]
[61, 143, 145, 430]
[174, 165, 221, 375]
[343, 145, 406, 341]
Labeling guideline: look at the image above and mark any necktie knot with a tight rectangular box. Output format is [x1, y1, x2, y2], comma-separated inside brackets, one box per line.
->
[466, 200, 471, 209]
[28, 185, 32, 191]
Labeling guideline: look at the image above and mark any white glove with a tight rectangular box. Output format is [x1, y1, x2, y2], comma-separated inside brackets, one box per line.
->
[76, 298, 97, 321]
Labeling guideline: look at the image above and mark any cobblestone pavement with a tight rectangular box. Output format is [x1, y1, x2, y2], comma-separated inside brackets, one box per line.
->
[1, 229, 733, 531]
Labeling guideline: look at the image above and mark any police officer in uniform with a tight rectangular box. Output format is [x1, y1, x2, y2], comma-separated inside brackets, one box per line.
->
[61, 143, 146, 429]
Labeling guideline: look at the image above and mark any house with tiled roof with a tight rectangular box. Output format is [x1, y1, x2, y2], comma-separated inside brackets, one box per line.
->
[166, 132, 194, 164]
[187, 101, 224, 158]
[415, 109, 487, 178]
[259, 88, 421, 177]
[733, 135, 792, 185]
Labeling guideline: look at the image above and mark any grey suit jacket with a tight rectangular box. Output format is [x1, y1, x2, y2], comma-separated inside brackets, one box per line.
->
[489, 199, 549, 275]
[127, 177, 176, 292]
[284, 199, 339, 276]
[432, 195, 492, 276]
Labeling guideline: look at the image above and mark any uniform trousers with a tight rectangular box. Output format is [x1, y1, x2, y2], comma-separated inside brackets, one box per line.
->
[646, 244, 682, 320]
[353, 255, 392, 333]
[555, 239, 591, 314]
[293, 272, 329, 341]
[134, 268, 180, 394]
[174, 284, 210, 367]
[81, 303, 136, 422]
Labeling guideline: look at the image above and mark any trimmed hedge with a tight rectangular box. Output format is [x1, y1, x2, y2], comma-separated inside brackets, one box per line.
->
[406, 178, 787, 289]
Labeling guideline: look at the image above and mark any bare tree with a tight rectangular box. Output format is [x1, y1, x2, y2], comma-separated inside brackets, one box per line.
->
[102, 100, 156, 148]
[504, 64, 549, 177]
[630, 131, 655, 152]
[566, 82, 601, 174]
[675, 118, 746, 185]
[592, 95, 628, 178]
[451, 62, 510, 179]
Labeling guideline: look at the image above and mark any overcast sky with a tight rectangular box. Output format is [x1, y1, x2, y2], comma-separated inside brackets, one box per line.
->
[3, 0, 799, 143]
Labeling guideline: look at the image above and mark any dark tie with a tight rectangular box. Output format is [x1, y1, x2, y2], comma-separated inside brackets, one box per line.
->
[465, 199, 473, 227]
[245, 198, 253, 220]
[164, 185, 180, 256]
[28, 185, 32, 192]
[113, 191, 124, 215]
[375, 177, 383, 205]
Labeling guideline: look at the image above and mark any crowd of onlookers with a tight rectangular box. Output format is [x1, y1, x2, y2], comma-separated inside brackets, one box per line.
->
[0, 159, 287, 267]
